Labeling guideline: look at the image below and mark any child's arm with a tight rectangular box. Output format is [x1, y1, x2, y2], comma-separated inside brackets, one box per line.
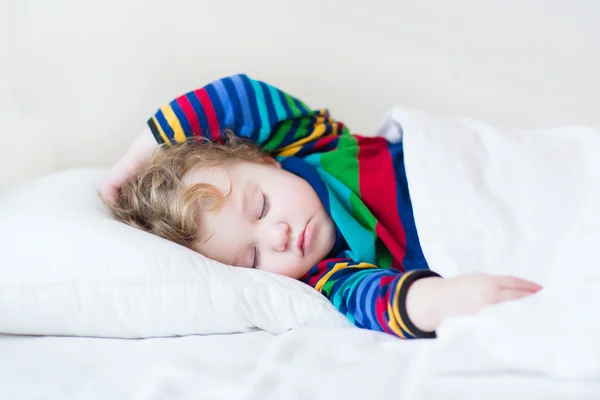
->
[304, 260, 440, 338]
[99, 127, 157, 204]
[305, 259, 542, 338]
[146, 73, 347, 156]
[405, 273, 543, 333]
[101, 74, 346, 203]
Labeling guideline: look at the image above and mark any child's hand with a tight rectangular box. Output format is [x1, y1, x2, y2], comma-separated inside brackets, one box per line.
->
[406, 273, 543, 333]
[99, 127, 159, 205]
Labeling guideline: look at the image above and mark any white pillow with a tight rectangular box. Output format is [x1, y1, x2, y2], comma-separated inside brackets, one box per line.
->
[0, 169, 353, 338]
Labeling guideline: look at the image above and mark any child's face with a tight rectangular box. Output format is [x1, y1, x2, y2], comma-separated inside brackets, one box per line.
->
[184, 160, 336, 279]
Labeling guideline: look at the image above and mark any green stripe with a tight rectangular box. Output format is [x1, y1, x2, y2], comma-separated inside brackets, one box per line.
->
[376, 240, 393, 269]
[332, 269, 373, 308]
[296, 99, 310, 113]
[320, 135, 378, 234]
[250, 80, 271, 141]
[285, 93, 302, 117]
[267, 85, 287, 121]
[264, 119, 293, 152]
[349, 196, 378, 235]
[293, 117, 311, 141]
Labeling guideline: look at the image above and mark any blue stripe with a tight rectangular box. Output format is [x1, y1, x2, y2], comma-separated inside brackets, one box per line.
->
[291, 136, 337, 157]
[323, 120, 332, 136]
[354, 272, 382, 331]
[205, 84, 226, 135]
[279, 118, 301, 148]
[230, 75, 254, 139]
[277, 88, 293, 118]
[187, 92, 210, 140]
[211, 79, 234, 129]
[280, 157, 330, 211]
[341, 269, 382, 329]
[282, 153, 348, 261]
[295, 134, 321, 155]
[294, 97, 310, 115]
[249, 79, 270, 143]
[311, 167, 377, 265]
[241, 77, 263, 143]
[169, 99, 192, 138]
[222, 77, 243, 133]
[389, 141, 428, 270]
[154, 110, 175, 143]
[331, 268, 369, 310]
[266, 83, 287, 121]
[260, 82, 279, 132]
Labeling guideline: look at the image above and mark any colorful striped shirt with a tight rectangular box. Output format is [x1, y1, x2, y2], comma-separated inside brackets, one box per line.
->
[147, 74, 441, 339]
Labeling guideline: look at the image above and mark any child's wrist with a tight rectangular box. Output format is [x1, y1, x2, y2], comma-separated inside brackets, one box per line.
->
[405, 276, 445, 333]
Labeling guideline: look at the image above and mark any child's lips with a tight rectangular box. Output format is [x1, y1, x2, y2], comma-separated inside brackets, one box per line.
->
[297, 218, 312, 256]
[297, 227, 306, 256]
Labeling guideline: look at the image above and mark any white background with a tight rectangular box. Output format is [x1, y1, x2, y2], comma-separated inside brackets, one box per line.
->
[1, 0, 599, 189]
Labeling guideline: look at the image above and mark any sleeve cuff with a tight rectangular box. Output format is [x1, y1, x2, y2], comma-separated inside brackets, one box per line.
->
[398, 269, 442, 339]
[147, 117, 166, 146]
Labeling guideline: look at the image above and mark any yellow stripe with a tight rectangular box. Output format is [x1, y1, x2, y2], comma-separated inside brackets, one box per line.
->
[314, 262, 349, 291]
[387, 303, 407, 338]
[277, 118, 328, 157]
[277, 144, 302, 157]
[314, 262, 378, 291]
[331, 122, 339, 136]
[151, 116, 172, 146]
[391, 272, 415, 336]
[161, 105, 187, 144]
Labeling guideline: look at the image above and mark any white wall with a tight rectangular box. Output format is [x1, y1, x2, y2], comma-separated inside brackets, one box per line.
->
[2, 0, 599, 189]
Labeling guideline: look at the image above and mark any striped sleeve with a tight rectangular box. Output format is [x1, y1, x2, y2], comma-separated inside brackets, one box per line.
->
[301, 259, 441, 339]
[146, 74, 349, 156]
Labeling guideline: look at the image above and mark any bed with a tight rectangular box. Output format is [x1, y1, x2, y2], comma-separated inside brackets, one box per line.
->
[3, 1, 600, 399]
[2, 329, 599, 400]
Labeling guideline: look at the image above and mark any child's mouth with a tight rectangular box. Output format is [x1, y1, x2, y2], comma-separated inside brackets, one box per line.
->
[297, 218, 312, 256]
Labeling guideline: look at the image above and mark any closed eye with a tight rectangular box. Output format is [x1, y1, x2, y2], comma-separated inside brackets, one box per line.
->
[252, 247, 260, 269]
[259, 193, 270, 219]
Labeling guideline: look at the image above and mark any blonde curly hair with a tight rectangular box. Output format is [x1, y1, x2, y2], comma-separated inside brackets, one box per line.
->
[106, 133, 272, 252]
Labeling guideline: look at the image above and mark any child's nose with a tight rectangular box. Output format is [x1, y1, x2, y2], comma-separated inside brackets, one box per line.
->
[269, 222, 290, 252]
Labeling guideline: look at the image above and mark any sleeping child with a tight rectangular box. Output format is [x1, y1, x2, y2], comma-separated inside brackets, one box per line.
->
[100, 74, 542, 339]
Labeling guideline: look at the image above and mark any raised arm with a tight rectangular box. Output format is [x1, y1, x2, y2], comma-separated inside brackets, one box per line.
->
[146, 73, 349, 155]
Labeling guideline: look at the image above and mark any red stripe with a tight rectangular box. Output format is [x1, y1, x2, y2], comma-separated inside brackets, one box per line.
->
[357, 136, 407, 270]
[374, 274, 396, 334]
[177, 95, 202, 142]
[310, 136, 337, 152]
[194, 88, 221, 142]
[301, 258, 346, 286]
[376, 224, 405, 271]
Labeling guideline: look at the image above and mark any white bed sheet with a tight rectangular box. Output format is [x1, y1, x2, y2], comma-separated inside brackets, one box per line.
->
[1, 329, 598, 400]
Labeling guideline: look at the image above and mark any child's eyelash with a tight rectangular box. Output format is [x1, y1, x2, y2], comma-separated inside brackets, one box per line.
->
[252, 193, 270, 268]
[252, 248, 260, 269]
[252, 193, 269, 269]
[259, 193, 270, 219]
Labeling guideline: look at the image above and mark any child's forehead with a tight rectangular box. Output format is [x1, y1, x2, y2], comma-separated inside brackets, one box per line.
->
[183, 165, 232, 191]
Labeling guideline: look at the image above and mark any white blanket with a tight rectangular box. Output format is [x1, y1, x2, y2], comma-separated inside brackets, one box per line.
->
[377, 106, 600, 379]
[2, 329, 597, 400]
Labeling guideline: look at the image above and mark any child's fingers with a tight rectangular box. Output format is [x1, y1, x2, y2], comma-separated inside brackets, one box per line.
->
[494, 288, 539, 303]
[99, 183, 118, 205]
[495, 276, 543, 292]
